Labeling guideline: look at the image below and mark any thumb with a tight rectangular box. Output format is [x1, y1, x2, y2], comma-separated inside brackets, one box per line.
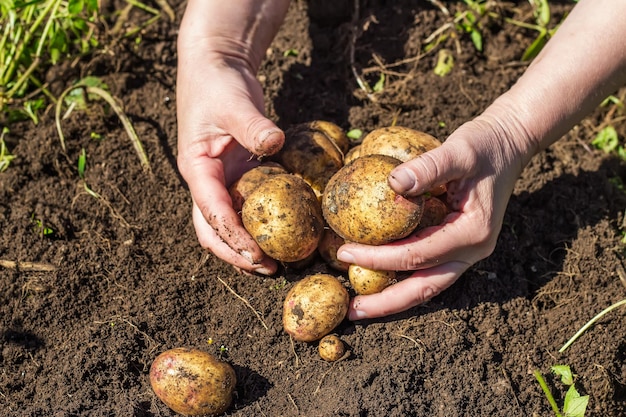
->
[224, 91, 285, 157]
[388, 140, 474, 196]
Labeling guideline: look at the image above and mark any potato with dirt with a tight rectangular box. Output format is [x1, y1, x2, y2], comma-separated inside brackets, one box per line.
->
[228, 162, 287, 212]
[318, 334, 346, 361]
[359, 126, 447, 195]
[271, 121, 346, 198]
[283, 273, 349, 342]
[242, 174, 324, 263]
[317, 227, 351, 272]
[149, 347, 236, 416]
[348, 264, 396, 295]
[322, 154, 425, 245]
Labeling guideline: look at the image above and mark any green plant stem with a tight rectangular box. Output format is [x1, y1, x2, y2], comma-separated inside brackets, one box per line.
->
[533, 370, 563, 417]
[559, 298, 626, 353]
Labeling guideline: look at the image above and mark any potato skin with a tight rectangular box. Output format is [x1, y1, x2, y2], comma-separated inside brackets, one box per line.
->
[317, 228, 350, 272]
[343, 145, 361, 165]
[242, 174, 324, 262]
[271, 123, 345, 198]
[318, 334, 346, 361]
[348, 264, 396, 295]
[360, 126, 442, 161]
[149, 348, 236, 416]
[322, 154, 425, 245]
[417, 196, 450, 230]
[283, 273, 349, 342]
[228, 162, 287, 212]
[360, 126, 447, 196]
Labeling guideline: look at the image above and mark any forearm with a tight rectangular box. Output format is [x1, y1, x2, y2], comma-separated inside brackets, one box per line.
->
[481, 0, 626, 167]
[178, 0, 291, 70]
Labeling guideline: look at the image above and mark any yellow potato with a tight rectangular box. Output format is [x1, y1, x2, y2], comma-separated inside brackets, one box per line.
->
[307, 120, 350, 154]
[283, 273, 349, 342]
[322, 154, 425, 245]
[416, 196, 450, 230]
[228, 162, 287, 212]
[360, 126, 447, 196]
[318, 334, 346, 361]
[271, 122, 345, 198]
[343, 145, 361, 165]
[348, 264, 396, 295]
[242, 174, 324, 262]
[149, 348, 236, 416]
[317, 227, 350, 272]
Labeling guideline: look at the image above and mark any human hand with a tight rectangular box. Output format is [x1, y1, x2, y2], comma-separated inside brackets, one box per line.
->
[337, 115, 532, 320]
[176, 31, 285, 275]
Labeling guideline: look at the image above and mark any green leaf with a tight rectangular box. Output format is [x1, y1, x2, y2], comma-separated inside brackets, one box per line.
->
[552, 364, 574, 385]
[372, 73, 385, 92]
[347, 129, 362, 140]
[283, 48, 298, 57]
[78, 148, 86, 178]
[563, 385, 589, 417]
[591, 126, 619, 153]
[531, 0, 551, 27]
[434, 49, 454, 77]
[522, 31, 548, 61]
[470, 29, 483, 52]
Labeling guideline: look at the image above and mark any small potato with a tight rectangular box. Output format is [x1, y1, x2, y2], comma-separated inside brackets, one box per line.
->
[242, 174, 324, 263]
[228, 162, 287, 212]
[348, 264, 396, 295]
[360, 126, 447, 196]
[322, 154, 425, 245]
[149, 348, 236, 416]
[318, 334, 346, 361]
[272, 123, 345, 198]
[417, 196, 450, 230]
[283, 273, 349, 342]
[317, 228, 350, 272]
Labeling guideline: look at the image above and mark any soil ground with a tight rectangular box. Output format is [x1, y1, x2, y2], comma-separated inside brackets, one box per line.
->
[1, 1, 626, 416]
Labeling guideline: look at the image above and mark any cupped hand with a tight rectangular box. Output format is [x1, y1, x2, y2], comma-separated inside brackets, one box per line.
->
[337, 116, 532, 320]
[177, 49, 284, 275]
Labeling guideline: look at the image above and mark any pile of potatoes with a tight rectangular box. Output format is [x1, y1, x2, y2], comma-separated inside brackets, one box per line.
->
[149, 122, 450, 416]
[234, 121, 450, 341]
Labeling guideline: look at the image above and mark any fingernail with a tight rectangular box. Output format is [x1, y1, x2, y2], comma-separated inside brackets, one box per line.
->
[389, 168, 418, 194]
[258, 129, 283, 155]
[349, 307, 368, 321]
[253, 266, 273, 276]
[337, 250, 355, 264]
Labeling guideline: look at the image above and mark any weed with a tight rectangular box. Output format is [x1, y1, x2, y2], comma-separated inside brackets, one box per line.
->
[346, 129, 363, 140]
[30, 213, 54, 238]
[270, 277, 287, 291]
[0, 126, 15, 171]
[534, 364, 589, 417]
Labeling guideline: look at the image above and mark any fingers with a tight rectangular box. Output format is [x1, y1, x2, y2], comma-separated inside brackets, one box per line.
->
[388, 140, 478, 197]
[192, 202, 278, 275]
[347, 261, 470, 320]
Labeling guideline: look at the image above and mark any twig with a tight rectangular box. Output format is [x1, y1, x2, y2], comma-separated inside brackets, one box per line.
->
[313, 351, 350, 395]
[617, 264, 626, 289]
[217, 277, 269, 330]
[559, 298, 626, 353]
[349, 0, 376, 102]
[287, 393, 299, 414]
[0, 259, 55, 271]
[289, 335, 300, 367]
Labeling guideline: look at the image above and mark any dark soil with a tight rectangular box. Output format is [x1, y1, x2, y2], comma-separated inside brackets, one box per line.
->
[2, 1, 626, 416]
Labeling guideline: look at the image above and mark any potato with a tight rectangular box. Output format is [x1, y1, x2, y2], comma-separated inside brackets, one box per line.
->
[348, 264, 396, 295]
[242, 174, 324, 262]
[360, 125, 442, 162]
[417, 196, 450, 230]
[283, 273, 349, 342]
[322, 154, 425, 245]
[343, 145, 361, 165]
[317, 227, 350, 272]
[149, 348, 236, 416]
[307, 120, 350, 154]
[271, 122, 345, 198]
[318, 334, 346, 361]
[360, 126, 447, 196]
[228, 162, 287, 212]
